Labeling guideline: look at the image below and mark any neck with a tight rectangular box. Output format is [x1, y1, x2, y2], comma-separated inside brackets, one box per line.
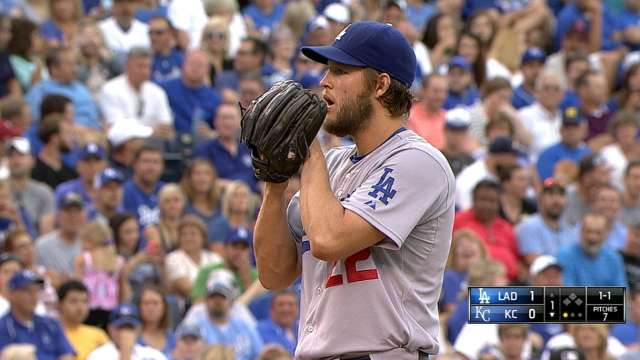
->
[156, 46, 172, 56]
[540, 102, 557, 114]
[143, 323, 162, 333]
[9, 176, 27, 190]
[96, 203, 116, 218]
[40, 143, 61, 166]
[227, 213, 245, 226]
[193, 197, 213, 212]
[134, 177, 155, 194]
[60, 229, 76, 242]
[127, 77, 143, 91]
[624, 190, 640, 206]
[220, 137, 237, 151]
[352, 114, 404, 156]
[61, 317, 80, 329]
[116, 17, 132, 31]
[210, 315, 228, 326]
[182, 78, 203, 89]
[581, 100, 601, 113]
[502, 192, 521, 206]
[423, 101, 441, 114]
[258, 3, 273, 13]
[11, 308, 33, 323]
[185, 248, 201, 260]
[542, 213, 561, 230]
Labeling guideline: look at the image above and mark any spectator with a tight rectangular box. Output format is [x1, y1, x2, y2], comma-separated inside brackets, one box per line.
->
[557, 212, 627, 287]
[621, 219, 640, 291]
[189, 275, 264, 360]
[166, 0, 208, 49]
[148, 15, 183, 83]
[4, 230, 56, 315]
[87, 303, 167, 360]
[35, 191, 86, 280]
[194, 104, 258, 192]
[0, 14, 20, 100]
[98, 47, 173, 138]
[165, 215, 223, 299]
[87, 167, 125, 223]
[221, 227, 257, 293]
[25, 46, 100, 129]
[110, 212, 143, 259]
[575, 70, 616, 150]
[453, 179, 521, 281]
[160, 49, 222, 136]
[57, 280, 109, 360]
[243, 0, 284, 37]
[562, 154, 612, 226]
[238, 72, 266, 108]
[443, 56, 479, 110]
[144, 183, 186, 253]
[30, 113, 78, 189]
[98, 0, 150, 60]
[477, 324, 531, 360]
[571, 325, 618, 360]
[0, 254, 22, 316]
[517, 72, 565, 160]
[620, 0, 640, 51]
[7, 18, 47, 91]
[616, 62, 640, 117]
[536, 106, 591, 182]
[122, 143, 165, 229]
[611, 289, 640, 349]
[0, 270, 75, 360]
[600, 111, 640, 190]
[440, 229, 487, 315]
[528, 256, 565, 344]
[200, 17, 233, 87]
[136, 285, 176, 357]
[516, 178, 574, 266]
[0, 180, 27, 242]
[215, 37, 270, 92]
[456, 31, 492, 88]
[55, 142, 107, 207]
[512, 48, 547, 110]
[6, 137, 54, 235]
[407, 73, 447, 149]
[74, 220, 128, 329]
[440, 108, 475, 176]
[497, 164, 537, 225]
[107, 118, 153, 178]
[75, 22, 120, 96]
[554, 0, 620, 51]
[40, 0, 81, 48]
[0, 96, 32, 135]
[257, 289, 298, 355]
[25, 93, 74, 159]
[421, 13, 457, 71]
[590, 185, 627, 250]
[221, 181, 257, 236]
[170, 324, 205, 360]
[456, 136, 520, 210]
[622, 160, 640, 227]
[264, 26, 296, 86]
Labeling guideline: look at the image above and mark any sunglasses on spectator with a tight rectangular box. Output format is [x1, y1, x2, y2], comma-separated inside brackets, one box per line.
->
[541, 84, 562, 92]
[204, 31, 225, 40]
[149, 29, 168, 36]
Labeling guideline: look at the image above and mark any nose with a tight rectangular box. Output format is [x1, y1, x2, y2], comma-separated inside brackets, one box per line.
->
[320, 70, 332, 89]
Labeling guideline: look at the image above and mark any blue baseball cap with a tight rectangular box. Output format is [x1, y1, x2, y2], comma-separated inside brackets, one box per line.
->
[449, 56, 471, 72]
[488, 136, 525, 157]
[175, 323, 202, 339]
[225, 227, 252, 246]
[8, 270, 44, 290]
[109, 303, 140, 328]
[521, 48, 546, 64]
[562, 106, 584, 126]
[78, 142, 106, 161]
[301, 21, 417, 87]
[94, 168, 125, 188]
[58, 191, 84, 209]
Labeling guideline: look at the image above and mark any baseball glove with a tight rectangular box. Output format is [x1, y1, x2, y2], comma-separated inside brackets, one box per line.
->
[240, 80, 327, 183]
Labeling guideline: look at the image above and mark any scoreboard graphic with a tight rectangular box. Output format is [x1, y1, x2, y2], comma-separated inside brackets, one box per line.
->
[468, 287, 626, 324]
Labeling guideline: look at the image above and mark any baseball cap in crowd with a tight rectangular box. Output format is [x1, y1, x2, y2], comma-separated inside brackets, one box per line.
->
[0, 253, 22, 268]
[562, 106, 584, 126]
[6, 137, 30, 155]
[206, 278, 236, 299]
[444, 108, 471, 130]
[301, 21, 417, 87]
[521, 47, 546, 64]
[8, 270, 44, 291]
[0, 121, 22, 140]
[323, 3, 350, 24]
[488, 136, 523, 156]
[108, 118, 153, 147]
[78, 142, 105, 161]
[308, 16, 330, 32]
[386, 0, 407, 12]
[448, 56, 471, 72]
[225, 227, 252, 247]
[175, 324, 202, 340]
[541, 177, 566, 194]
[58, 191, 84, 209]
[109, 303, 140, 328]
[567, 18, 589, 38]
[529, 255, 562, 278]
[94, 168, 125, 188]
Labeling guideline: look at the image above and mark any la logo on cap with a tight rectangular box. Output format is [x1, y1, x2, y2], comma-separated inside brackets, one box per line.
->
[335, 24, 351, 41]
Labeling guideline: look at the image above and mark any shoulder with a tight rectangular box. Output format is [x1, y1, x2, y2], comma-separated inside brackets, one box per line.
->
[137, 344, 167, 360]
[516, 214, 543, 231]
[26, 180, 53, 196]
[98, 18, 114, 30]
[143, 81, 167, 95]
[101, 75, 126, 92]
[35, 232, 58, 248]
[158, 78, 180, 91]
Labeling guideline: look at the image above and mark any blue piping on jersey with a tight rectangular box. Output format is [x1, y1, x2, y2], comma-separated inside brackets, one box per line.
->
[349, 127, 408, 164]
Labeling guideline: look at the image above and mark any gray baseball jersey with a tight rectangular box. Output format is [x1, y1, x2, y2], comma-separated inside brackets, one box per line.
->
[286, 128, 455, 359]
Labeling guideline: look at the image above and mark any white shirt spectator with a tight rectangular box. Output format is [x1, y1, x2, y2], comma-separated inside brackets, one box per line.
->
[454, 323, 532, 359]
[518, 102, 561, 160]
[542, 332, 626, 360]
[168, 0, 208, 49]
[455, 159, 496, 210]
[87, 342, 167, 360]
[98, 75, 173, 127]
[183, 302, 257, 329]
[165, 250, 223, 284]
[227, 13, 248, 58]
[600, 143, 628, 191]
[98, 17, 150, 56]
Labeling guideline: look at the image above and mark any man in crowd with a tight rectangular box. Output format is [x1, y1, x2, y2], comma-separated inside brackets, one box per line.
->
[590, 185, 628, 250]
[87, 168, 125, 224]
[516, 178, 574, 267]
[170, 324, 205, 360]
[440, 108, 475, 177]
[622, 160, 640, 227]
[216, 37, 270, 92]
[0, 254, 22, 316]
[256, 289, 298, 355]
[35, 192, 86, 280]
[149, 15, 184, 83]
[0, 270, 75, 360]
[512, 48, 547, 109]
[562, 154, 612, 226]
[30, 113, 77, 189]
[557, 212, 627, 286]
[55, 142, 107, 206]
[57, 280, 109, 360]
[122, 143, 164, 229]
[444, 56, 479, 110]
[98, 0, 150, 60]
[407, 73, 447, 149]
[6, 137, 55, 235]
[575, 70, 616, 149]
[107, 119, 153, 179]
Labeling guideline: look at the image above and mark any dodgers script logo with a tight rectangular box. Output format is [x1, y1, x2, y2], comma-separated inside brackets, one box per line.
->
[365, 168, 397, 209]
[335, 24, 351, 41]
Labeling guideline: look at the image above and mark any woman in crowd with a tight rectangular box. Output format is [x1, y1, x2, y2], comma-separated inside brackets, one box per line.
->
[265, 26, 296, 85]
[456, 31, 486, 88]
[75, 21, 118, 96]
[467, 10, 497, 52]
[498, 164, 537, 225]
[221, 181, 258, 234]
[421, 13, 458, 70]
[136, 285, 176, 358]
[40, 0, 82, 48]
[600, 111, 640, 190]
[165, 215, 223, 299]
[144, 183, 187, 254]
[0, 14, 21, 100]
[571, 324, 616, 360]
[200, 16, 233, 86]
[7, 17, 47, 91]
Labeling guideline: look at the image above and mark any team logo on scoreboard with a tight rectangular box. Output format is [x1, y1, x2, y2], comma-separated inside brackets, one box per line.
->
[478, 288, 491, 304]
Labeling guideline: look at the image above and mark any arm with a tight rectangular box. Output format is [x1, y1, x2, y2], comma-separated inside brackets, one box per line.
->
[237, 279, 268, 306]
[254, 182, 300, 289]
[7, 79, 21, 98]
[299, 141, 386, 262]
[39, 213, 54, 235]
[586, 0, 603, 53]
[74, 255, 85, 280]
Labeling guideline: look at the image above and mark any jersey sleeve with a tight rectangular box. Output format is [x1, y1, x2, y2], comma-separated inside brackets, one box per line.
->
[341, 149, 454, 250]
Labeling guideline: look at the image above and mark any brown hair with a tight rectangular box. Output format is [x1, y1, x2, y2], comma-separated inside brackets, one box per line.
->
[180, 159, 221, 212]
[363, 68, 413, 118]
[467, 259, 506, 286]
[446, 229, 488, 271]
[481, 77, 511, 99]
[3, 229, 31, 253]
[177, 215, 208, 248]
[0, 97, 26, 120]
[221, 181, 258, 224]
[136, 285, 171, 331]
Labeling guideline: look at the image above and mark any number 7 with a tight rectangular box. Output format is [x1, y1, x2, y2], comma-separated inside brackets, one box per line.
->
[326, 248, 379, 288]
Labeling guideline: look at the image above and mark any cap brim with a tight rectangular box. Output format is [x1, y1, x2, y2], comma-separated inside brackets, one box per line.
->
[112, 317, 140, 328]
[301, 45, 367, 67]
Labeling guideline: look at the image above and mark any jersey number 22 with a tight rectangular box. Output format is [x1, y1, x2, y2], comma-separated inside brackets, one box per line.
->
[326, 248, 379, 287]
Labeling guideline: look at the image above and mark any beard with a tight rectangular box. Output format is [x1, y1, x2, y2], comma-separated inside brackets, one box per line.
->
[323, 89, 374, 137]
[545, 208, 562, 221]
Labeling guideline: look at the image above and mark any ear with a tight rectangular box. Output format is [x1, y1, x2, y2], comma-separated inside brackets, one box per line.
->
[375, 73, 391, 98]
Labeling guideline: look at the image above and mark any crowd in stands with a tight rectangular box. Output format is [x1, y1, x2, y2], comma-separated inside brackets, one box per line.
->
[0, 0, 639, 359]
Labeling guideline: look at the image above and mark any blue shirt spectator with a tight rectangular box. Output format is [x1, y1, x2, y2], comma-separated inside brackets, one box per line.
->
[54, 143, 107, 208]
[511, 84, 536, 109]
[444, 56, 480, 110]
[517, 215, 576, 257]
[194, 139, 257, 193]
[554, 2, 622, 51]
[40, 20, 64, 43]
[440, 269, 466, 310]
[243, 2, 285, 36]
[406, 1, 436, 31]
[255, 289, 298, 355]
[152, 48, 183, 83]
[148, 16, 184, 83]
[137, 332, 176, 358]
[444, 87, 480, 110]
[257, 319, 298, 355]
[536, 142, 591, 181]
